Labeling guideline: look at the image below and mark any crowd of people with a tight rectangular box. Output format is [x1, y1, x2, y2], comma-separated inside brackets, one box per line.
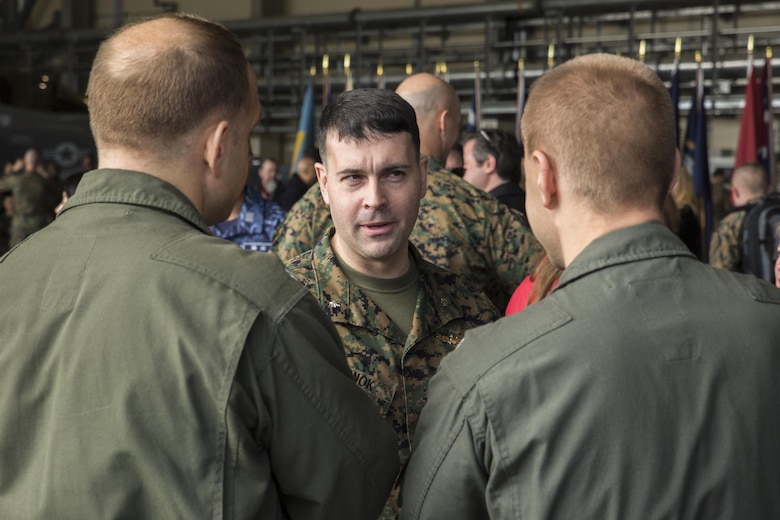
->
[0, 148, 64, 253]
[1, 12, 779, 520]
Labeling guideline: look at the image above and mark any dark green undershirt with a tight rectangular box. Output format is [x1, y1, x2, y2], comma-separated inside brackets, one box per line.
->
[337, 251, 419, 336]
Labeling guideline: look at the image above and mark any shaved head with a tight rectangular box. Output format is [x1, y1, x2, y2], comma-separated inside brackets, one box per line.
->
[731, 162, 769, 204]
[396, 73, 461, 162]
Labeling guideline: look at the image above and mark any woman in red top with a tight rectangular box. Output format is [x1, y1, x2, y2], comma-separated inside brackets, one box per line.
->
[505, 254, 561, 315]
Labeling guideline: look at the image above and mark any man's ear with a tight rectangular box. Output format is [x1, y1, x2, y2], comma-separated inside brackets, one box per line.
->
[533, 150, 557, 209]
[315, 162, 330, 205]
[437, 109, 449, 134]
[203, 120, 230, 179]
[730, 184, 741, 204]
[418, 155, 429, 199]
[483, 154, 497, 175]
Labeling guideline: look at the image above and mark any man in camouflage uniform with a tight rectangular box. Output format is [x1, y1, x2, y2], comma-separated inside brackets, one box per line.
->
[286, 88, 500, 519]
[709, 162, 769, 271]
[0, 148, 57, 247]
[274, 73, 542, 312]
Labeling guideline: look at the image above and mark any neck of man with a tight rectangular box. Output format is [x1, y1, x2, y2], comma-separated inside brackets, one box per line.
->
[227, 192, 244, 221]
[557, 204, 666, 268]
[97, 147, 204, 216]
[735, 193, 764, 207]
[485, 176, 508, 193]
[331, 233, 412, 279]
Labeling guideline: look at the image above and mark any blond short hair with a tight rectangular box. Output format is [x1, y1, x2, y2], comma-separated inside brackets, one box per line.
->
[732, 162, 769, 198]
[522, 53, 677, 213]
[87, 13, 251, 153]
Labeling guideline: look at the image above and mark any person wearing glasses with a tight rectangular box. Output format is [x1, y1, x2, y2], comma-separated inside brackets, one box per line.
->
[463, 128, 526, 213]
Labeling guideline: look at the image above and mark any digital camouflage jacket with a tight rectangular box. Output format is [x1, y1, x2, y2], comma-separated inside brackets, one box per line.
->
[709, 206, 750, 271]
[286, 229, 500, 518]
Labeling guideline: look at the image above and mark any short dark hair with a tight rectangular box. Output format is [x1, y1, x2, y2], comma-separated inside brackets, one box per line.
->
[318, 88, 420, 164]
[465, 129, 523, 184]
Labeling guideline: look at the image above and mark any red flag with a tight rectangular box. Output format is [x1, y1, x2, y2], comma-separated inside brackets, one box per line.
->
[735, 63, 767, 169]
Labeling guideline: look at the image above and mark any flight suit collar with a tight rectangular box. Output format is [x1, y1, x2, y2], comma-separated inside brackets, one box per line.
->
[60, 169, 210, 234]
[558, 221, 696, 290]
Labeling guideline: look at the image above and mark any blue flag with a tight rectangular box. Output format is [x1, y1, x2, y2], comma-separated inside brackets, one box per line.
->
[290, 81, 315, 172]
[466, 96, 477, 134]
[683, 62, 713, 260]
[668, 60, 680, 147]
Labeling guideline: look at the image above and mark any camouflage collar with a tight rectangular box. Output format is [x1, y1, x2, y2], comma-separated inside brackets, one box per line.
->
[308, 228, 466, 346]
[61, 169, 209, 234]
[426, 154, 445, 173]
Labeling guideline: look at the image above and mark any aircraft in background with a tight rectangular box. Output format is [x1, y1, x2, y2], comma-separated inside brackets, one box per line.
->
[0, 72, 94, 175]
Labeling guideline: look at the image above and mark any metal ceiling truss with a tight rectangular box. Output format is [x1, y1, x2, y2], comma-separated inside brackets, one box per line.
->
[2, 0, 780, 132]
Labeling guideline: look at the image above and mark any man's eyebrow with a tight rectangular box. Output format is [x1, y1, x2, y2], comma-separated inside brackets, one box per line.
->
[378, 163, 414, 174]
[335, 167, 366, 175]
[333, 161, 414, 176]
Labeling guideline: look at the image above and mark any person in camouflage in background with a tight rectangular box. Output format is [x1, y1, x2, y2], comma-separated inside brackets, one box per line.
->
[286, 88, 500, 519]
[0, 148, 58, 247]
[709, 162, 769, 271]
[274, 73, 542, 311]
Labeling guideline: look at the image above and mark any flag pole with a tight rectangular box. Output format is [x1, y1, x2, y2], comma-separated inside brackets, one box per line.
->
[767, 46, 776, 190]
[322, 54, 330, 107]
[674, 37, 681, 62]
[377, 57, 385, 89]
[515, 58, 525, 144]
[673, 37, 682, 147]
[547, 43, 555, 69]
[344, 54, 353, 92]
[694, 50, 711, 261]
[474, 60, 482, 132]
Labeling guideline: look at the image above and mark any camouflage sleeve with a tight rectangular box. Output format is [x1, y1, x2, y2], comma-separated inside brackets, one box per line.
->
[271, 183, 333, 263]
[709, 211, 744, 271]
[413, 170, 543, 311]
[0, 174, 17, 194]
[485, 204, 544, 309]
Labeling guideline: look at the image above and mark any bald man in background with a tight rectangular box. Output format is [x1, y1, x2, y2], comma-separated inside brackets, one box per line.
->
[274, 74, 541, 311]
[709, 162, 770, 272]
